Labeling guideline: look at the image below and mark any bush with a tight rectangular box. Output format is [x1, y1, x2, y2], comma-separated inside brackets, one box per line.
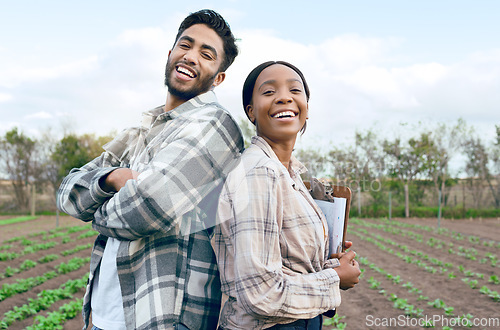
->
[351, 205, 500, 219]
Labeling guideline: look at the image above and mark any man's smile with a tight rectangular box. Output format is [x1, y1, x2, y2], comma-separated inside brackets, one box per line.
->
[176, 64, 197, 79]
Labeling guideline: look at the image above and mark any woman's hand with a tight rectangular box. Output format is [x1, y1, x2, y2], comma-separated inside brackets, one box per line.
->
[334, 250, 361, 290]
[329, 240, 353, 259]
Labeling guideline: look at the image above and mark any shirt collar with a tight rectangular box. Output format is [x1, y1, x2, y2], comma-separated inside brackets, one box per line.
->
[250, 136, 308, 176]
[140, 91, 218, 128]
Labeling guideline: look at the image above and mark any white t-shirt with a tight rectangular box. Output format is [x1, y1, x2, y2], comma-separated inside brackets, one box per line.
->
[91, 237, 127, 329]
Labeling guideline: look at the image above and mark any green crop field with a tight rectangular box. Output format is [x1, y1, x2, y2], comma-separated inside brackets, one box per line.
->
[1, 216, 499, 329]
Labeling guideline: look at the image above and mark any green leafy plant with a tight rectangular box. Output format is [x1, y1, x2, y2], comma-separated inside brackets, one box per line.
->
[489, 275, 500, 285]
[367, 277, 381, 290]
[323, 314, 346, 329]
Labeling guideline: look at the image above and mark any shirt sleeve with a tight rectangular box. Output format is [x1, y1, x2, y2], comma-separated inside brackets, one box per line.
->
[56, 150, 122, 222]
[92, 110, 242, 240]
[225, 166, 341, 320]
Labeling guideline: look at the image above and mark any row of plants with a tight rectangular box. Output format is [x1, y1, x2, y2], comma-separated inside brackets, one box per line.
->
[0, 216, 38, 226]
[0, 256, 90, 302]
[0, 242, 57, 261]
[0, 222, 96, 329]
[349, 224, 500, 303]
[2, 223, 93, 245]
[0, 229, 97, 262]
[1, 243, 93, 280]
[355, 218, 500, 276]
[352, 217, 500, 254]
[26, 298, 84, 330]
[358, 256, 475, 328]
[0, 274, 88, 329]
[351, 218, 499, 267]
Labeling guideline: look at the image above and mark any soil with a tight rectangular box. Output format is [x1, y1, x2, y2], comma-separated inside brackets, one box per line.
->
[1, 216, 499, 329]
[338, 217, 500, 329]
[0, 216, 93, 330]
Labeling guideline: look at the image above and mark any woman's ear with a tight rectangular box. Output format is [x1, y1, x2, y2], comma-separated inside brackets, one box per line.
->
[246, 104, 256, 124]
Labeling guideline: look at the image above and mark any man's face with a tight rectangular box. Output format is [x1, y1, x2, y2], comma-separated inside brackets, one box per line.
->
[165, 24, 225, 101]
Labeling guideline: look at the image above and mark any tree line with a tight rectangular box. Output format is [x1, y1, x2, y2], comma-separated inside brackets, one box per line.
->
[1, 118, 499, 217]
[0, 127, 113, 213]
[242, 118, 500, 218]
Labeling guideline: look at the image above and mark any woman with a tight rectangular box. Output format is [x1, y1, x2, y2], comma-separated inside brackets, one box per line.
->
[213, 61, 360, 329]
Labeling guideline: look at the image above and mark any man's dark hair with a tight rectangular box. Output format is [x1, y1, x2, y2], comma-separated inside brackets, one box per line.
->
[174, 9, 238, 72]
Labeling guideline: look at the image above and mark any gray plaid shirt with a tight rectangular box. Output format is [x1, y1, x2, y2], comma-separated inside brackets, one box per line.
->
[57, 91, 243, 329]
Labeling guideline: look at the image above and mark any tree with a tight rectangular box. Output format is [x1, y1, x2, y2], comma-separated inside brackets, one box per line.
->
[463, 136, 489, 208]
[328, 130, 385, 186]
[327, 129, 386, 215]
[383, 136, 424, 217]
[295, 148, 327, 180]
[51, 133, 112, 181]
[39, 131, 114, 211]
[487, 125, 500, 208]
[0, 128, 38, 211]
[419, 119, 468, 210]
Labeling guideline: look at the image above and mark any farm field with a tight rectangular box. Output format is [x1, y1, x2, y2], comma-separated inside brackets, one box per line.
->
[0, 216, 499, 329]
[336, 217, 500, 329]
[0, 216, 95, 329]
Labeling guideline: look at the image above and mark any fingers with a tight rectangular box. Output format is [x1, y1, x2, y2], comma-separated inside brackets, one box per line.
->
[329, 252, 345, 259]
[341, 250, 356, 262]
[344, 240, 353, 250]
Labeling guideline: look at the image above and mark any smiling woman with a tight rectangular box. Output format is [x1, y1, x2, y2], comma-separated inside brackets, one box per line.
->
[245, 62, 308, 154]
[212, 60, 361, 329]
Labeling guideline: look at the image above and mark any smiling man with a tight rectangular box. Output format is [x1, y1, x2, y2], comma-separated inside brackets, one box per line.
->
[57, 9, 243, 330]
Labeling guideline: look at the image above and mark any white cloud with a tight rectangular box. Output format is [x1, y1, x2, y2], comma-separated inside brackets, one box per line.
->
[1, 25, 499, 149]
[317, 34, 404, 73]
[25, 111, 52, 120]
[0, 56, 100, 88]
[0, 92, 12, 102]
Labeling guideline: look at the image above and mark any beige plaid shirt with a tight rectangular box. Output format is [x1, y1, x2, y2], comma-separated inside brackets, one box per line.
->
[213, 136, 341, 329]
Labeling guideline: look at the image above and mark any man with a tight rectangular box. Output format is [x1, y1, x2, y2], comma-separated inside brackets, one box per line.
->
[57, 9, 243, 330]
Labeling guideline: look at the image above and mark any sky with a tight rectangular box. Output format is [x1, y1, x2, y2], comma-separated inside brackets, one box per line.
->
[1, 0, 499, 157]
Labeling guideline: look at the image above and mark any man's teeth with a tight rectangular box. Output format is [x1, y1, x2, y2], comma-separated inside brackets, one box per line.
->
[273, 111, 297, 118]
[177, 66, 195, 78]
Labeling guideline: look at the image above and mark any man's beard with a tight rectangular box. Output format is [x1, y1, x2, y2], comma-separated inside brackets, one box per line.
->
[164, 60, 218, 101]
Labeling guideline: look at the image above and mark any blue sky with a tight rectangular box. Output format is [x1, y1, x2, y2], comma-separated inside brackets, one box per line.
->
[1, 0, 499, 158]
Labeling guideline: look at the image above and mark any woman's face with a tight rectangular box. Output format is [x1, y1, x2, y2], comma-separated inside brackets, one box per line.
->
[247, 64, 308, 144]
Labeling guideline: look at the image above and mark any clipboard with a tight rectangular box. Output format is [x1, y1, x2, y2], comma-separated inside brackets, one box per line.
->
[304, 182, 352, 254]
[330, 185, 352, 253]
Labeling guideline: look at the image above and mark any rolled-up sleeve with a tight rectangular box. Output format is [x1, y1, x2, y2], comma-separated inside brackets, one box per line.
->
[57, 154, 119, 221]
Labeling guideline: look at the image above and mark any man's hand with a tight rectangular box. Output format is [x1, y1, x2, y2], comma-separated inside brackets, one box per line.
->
[100, 168, 140, 193]
[335, 250, 361, 290]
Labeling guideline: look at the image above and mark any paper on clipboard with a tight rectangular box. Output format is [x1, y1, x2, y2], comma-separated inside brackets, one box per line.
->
[315, 198, 347, 256]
